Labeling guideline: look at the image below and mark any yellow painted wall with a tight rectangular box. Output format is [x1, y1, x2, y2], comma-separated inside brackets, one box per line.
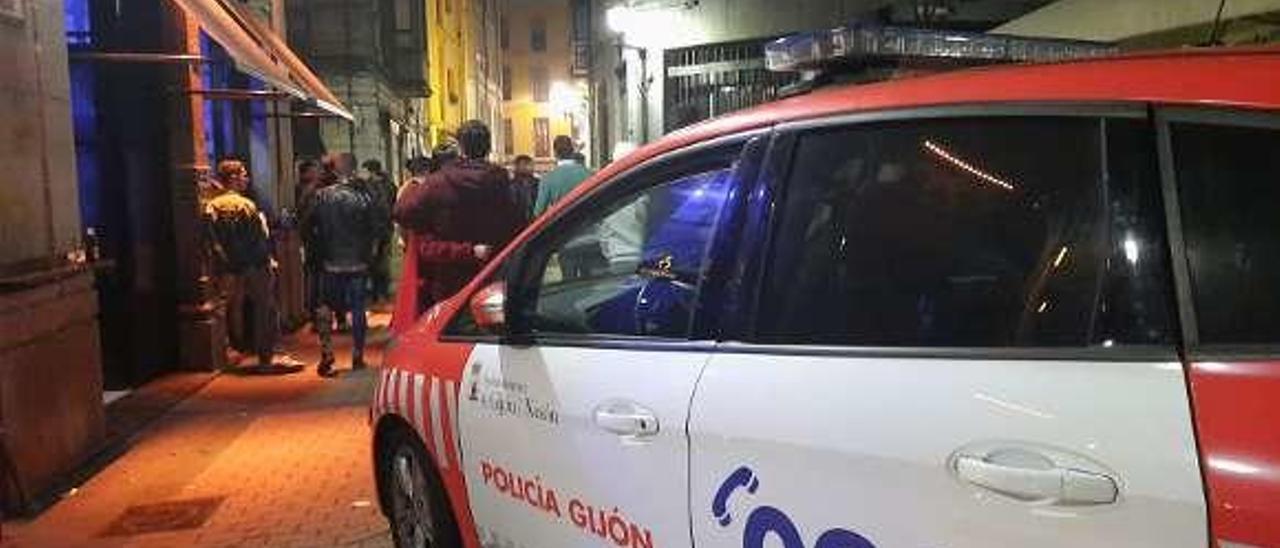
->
[427, 0, 469, 145]
[502, 0, 577, 166]
[462, 0, 504, 144]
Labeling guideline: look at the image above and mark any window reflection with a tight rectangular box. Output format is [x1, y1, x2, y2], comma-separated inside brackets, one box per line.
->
[531, 168, 735, 338]
[760, 117, 1109, 347]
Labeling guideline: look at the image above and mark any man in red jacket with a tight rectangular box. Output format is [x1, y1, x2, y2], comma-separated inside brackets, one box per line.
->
[393, 121, 524, 305]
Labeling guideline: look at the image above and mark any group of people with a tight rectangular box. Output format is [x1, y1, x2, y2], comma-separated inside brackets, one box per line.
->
[202, 119, 593, 378]
[391, 123, 590, 325]
[203, 153, 397, 375]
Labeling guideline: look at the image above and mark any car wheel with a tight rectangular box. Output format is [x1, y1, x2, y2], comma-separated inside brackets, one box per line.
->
[381, 427, 461, 548]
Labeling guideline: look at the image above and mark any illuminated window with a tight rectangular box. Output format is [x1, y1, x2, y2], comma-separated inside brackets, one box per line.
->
[531, 66, 548, 102]
[533, 118, 550, 158]
[503, 118, 514, 156]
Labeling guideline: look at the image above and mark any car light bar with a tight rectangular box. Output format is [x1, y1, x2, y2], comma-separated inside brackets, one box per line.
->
[765, 24, 1118, 72]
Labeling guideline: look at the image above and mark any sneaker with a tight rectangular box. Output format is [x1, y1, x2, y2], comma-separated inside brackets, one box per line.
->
[275, 353, 306, 367]
[317, 355, 336, 377]
[352, 357, 367, 371]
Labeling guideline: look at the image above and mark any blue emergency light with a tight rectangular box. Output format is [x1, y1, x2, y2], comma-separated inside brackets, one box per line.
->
[765, 24, 1118, 73]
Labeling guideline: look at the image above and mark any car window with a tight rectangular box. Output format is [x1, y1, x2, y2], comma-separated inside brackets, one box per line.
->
[758, 116, 1125, 347]
[1173, 119, 1280, 346]
[517, 160, 738, 339]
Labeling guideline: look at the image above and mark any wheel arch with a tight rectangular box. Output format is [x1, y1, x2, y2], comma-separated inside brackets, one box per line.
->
[373, 411, 472, 545]
[372, 413, 418, 518]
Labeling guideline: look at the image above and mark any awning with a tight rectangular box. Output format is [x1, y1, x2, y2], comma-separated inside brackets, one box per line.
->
[224, 0, 353, 121]
[168, 0, 354, 121]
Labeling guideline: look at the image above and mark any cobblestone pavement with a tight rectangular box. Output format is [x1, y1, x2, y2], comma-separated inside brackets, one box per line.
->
[5, 314, 397, 548]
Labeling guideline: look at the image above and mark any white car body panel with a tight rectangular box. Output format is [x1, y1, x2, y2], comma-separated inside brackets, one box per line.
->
[689, 352, 1207, 547]
[458, 344, 710, 548]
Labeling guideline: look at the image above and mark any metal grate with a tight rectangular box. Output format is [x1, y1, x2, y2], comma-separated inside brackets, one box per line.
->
[100, 496, 225, 537]
[663, 38, 799, 133]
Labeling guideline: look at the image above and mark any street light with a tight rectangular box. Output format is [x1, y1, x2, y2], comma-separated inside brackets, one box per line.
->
[604, 1, 699, 147]
[605, 6, 634, 35]
[550, 81, 583, 116]
[606, 1, 699, 38]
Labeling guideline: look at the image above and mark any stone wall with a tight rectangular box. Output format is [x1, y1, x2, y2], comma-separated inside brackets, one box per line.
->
[320, 72, 402, 167]
[0, 0, 105, 513]
[0, 272, 104, 513]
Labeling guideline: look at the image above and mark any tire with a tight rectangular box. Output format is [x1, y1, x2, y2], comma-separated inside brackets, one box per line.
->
[379, 426, 463, 548]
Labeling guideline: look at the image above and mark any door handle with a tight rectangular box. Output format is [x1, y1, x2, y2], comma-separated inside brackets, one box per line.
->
[953, 454, 1118, 505]
[593, 401, 660, 438]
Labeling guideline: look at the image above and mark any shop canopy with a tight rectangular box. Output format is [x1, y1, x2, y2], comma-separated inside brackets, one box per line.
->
[168, 0, 354, 121]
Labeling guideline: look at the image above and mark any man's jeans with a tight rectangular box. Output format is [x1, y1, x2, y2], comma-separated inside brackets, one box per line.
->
[317, 271, 368, 362]
[222, 266, 277, 364]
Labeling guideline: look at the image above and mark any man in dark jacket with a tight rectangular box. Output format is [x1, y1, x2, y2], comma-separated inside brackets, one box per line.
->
[357, 159, 398, 302]
[315, 153, 355, 330]
[303, 172, 376, 376]
[394, 120, 524, 305]
[510, 154, 539, 222]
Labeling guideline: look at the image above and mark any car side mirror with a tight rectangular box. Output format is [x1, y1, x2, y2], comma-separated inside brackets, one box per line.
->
[469, 281, 506, 332]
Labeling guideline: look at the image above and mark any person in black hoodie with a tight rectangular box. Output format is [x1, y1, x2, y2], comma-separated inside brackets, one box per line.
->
[393, 121, 524, 304]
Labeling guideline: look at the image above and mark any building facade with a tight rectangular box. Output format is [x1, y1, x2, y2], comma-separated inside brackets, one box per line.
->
[423, 0, 504, 151]
[0, 0, 351, 514]
[995, 0, 1280, 47]
[287, 0, 430, 174]
[586, 0, 1123, 163]
[587, 0, 1280, 165]
[466, 0, 505, 151]
[501, 0, 589, 167]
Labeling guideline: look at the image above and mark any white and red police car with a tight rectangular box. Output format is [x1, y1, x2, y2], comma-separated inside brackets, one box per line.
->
[371, 27, 1280, 548]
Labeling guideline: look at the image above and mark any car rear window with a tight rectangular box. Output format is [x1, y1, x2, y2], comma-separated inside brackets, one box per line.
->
[756, 116, 1172, 348]
[1173, 120, 1280, 346]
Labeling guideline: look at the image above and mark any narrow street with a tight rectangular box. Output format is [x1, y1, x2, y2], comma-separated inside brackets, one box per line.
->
[5, 315, 394, 548]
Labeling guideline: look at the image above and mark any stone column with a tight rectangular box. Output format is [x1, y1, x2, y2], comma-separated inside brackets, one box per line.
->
[162, 3, 225, 371]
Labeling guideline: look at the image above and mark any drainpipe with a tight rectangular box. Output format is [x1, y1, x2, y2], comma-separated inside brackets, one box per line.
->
[345, 0, 355, 152]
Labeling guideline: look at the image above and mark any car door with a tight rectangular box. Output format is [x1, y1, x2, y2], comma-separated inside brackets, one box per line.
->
[689, 110, 1208, 547]
[456, 138, 758, 548]
[1159, 107, 1280, 548]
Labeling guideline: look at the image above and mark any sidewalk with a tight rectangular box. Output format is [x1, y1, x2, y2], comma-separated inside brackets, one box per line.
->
[3, 314, 396, 547]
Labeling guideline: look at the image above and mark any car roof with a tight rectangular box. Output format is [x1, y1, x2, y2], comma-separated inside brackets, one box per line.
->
[602, 47, 1280, 182]
[521, 47, 1280, 241]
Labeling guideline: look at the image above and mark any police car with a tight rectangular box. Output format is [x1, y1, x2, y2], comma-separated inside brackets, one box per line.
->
[371, 25, 1280, 548]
